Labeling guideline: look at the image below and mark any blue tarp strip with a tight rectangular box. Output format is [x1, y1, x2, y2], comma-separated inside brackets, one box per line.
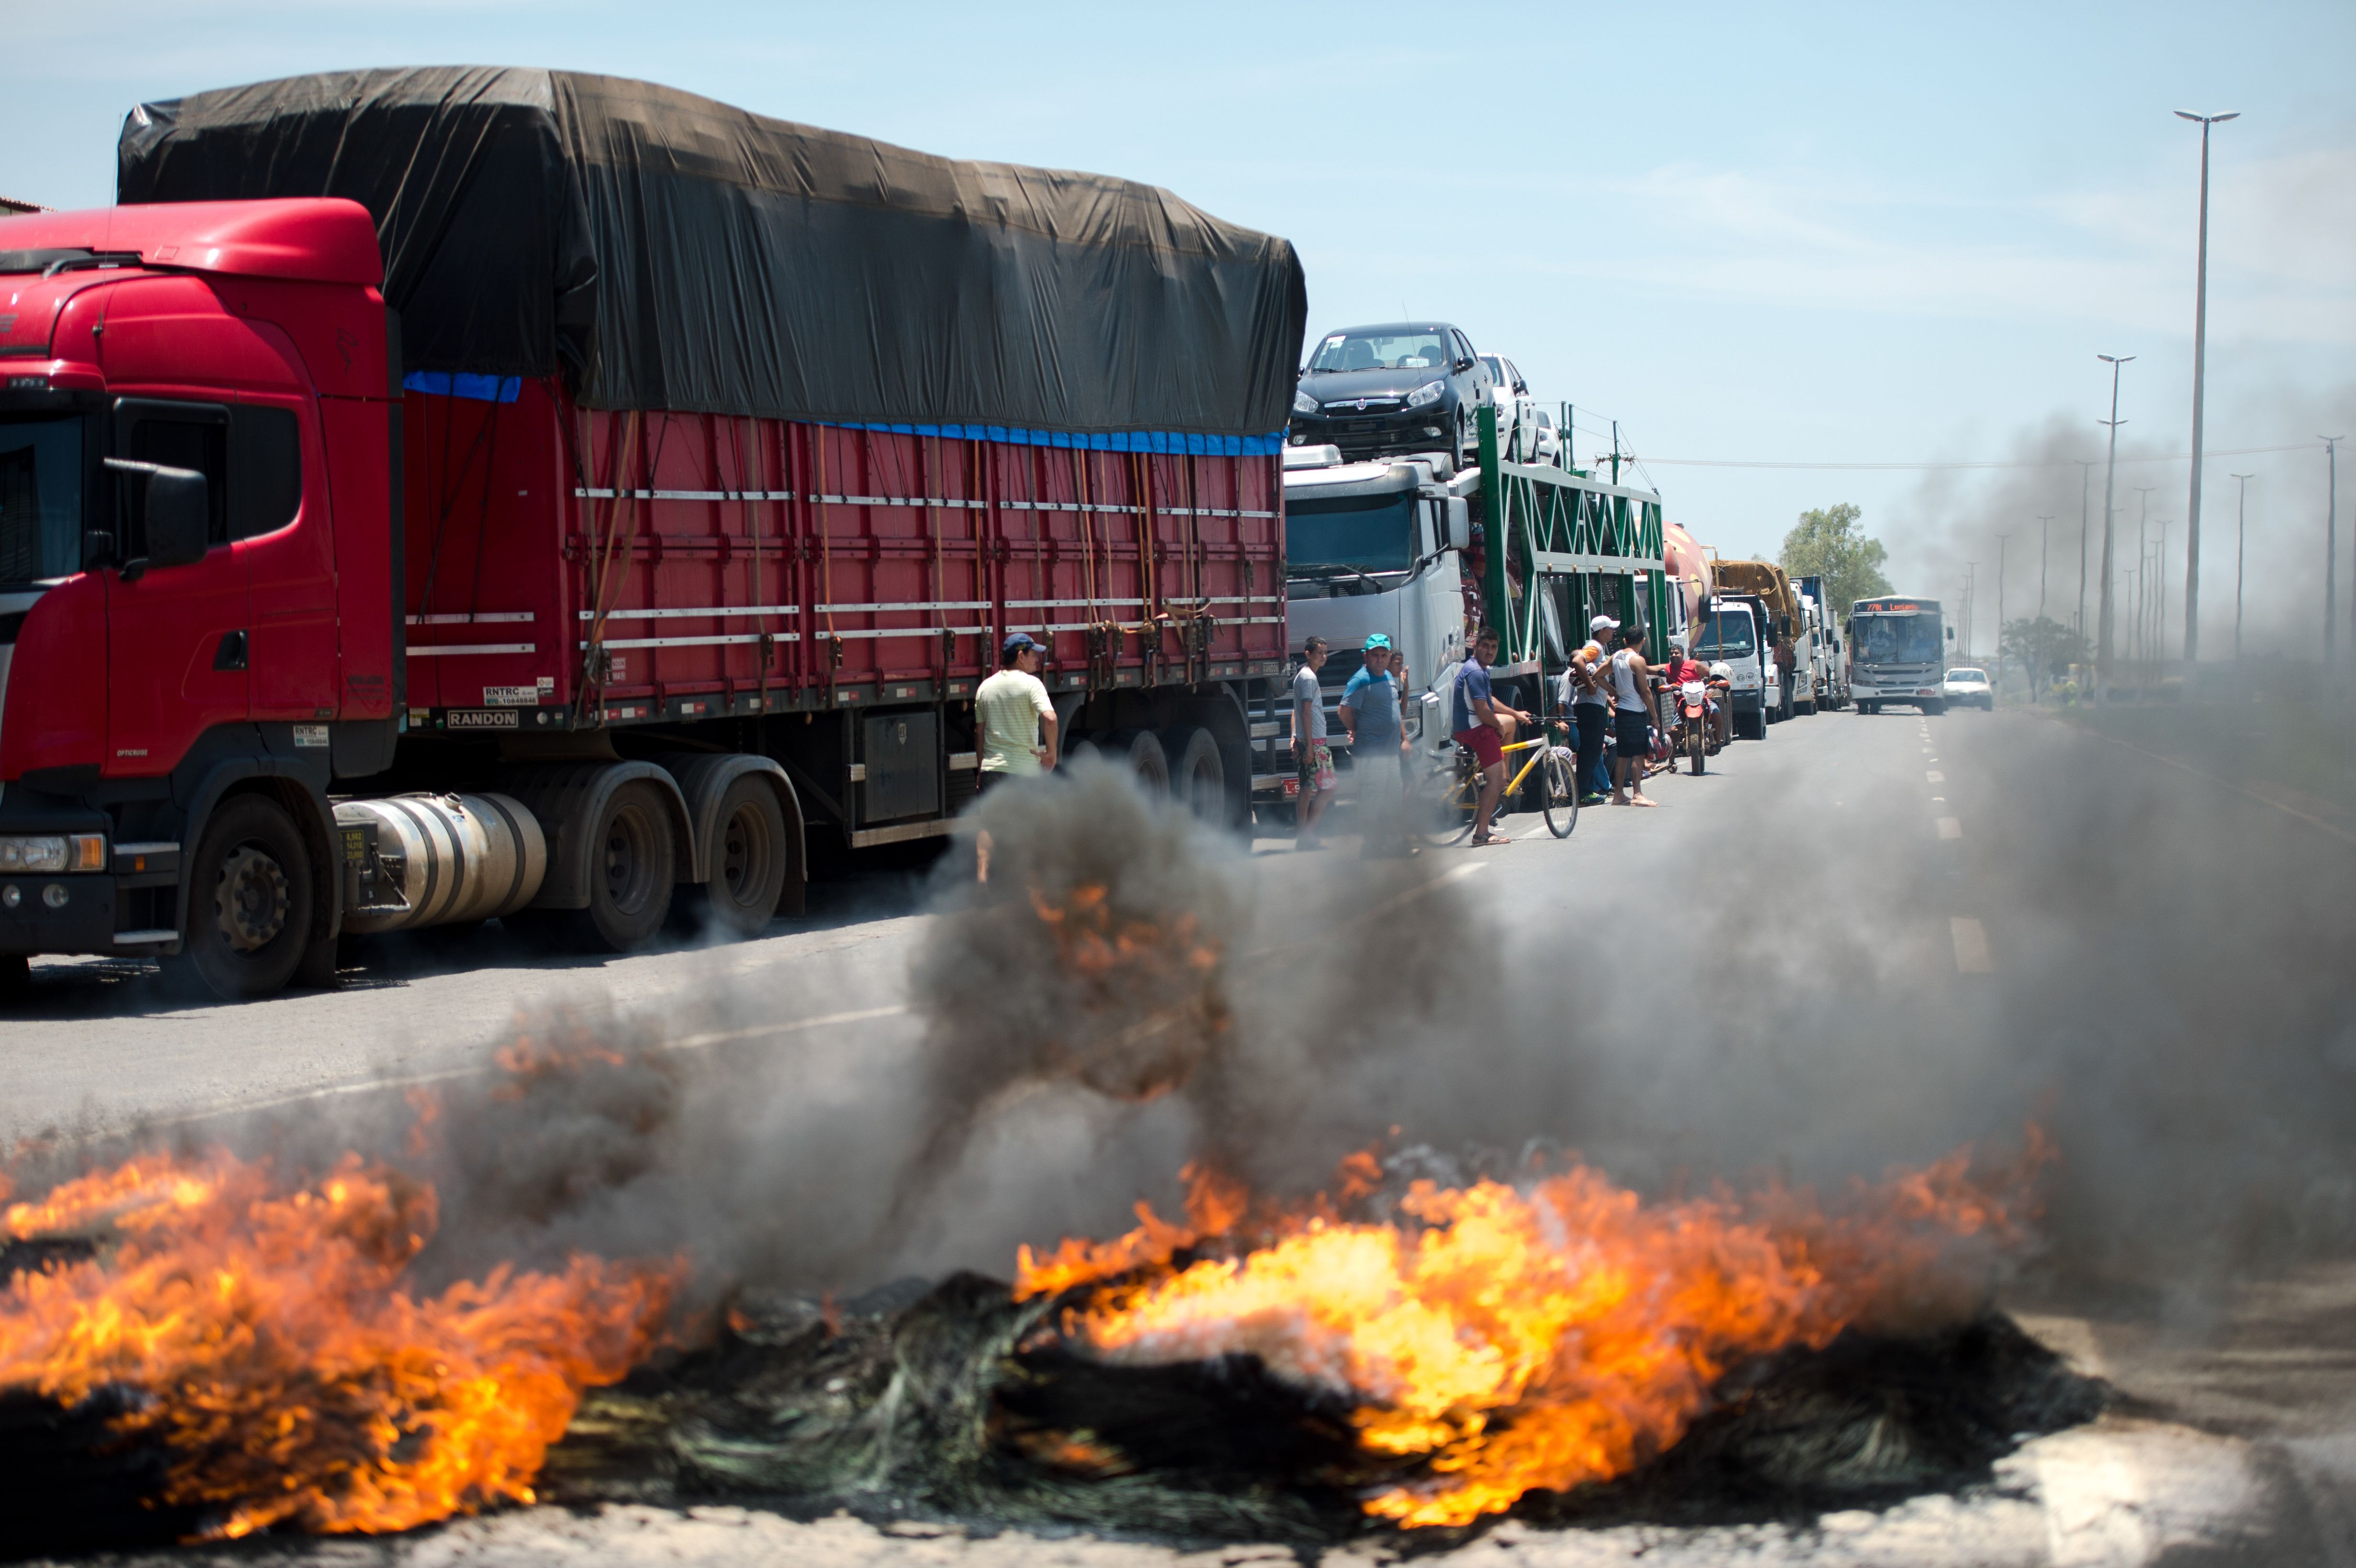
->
[403, 371, 522, 403]
[831, 421, 1282, 456]
[394, 381, 1278, 455]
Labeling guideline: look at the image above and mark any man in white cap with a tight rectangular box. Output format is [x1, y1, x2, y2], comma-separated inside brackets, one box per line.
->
[1571, 616, 1616, 802]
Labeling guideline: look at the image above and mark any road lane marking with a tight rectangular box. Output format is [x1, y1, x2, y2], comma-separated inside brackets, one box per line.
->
[1951, 916, 1993, 973]
[1927, 770, 1946, 782]
[1937, 817, 1962, 839]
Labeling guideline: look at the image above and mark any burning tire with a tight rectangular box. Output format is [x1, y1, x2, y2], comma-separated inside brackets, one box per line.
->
[690, 775, 787, 937]
[1164, 726, 1226, 823]
[178, 794, 314, 1000]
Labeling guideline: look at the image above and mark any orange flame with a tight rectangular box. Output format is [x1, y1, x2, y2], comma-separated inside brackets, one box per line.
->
[1015, 1140, 2044, 1527]
[0, 1149, 673, 1539]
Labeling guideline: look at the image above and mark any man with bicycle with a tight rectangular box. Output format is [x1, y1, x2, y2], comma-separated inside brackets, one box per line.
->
[1451, 627, 1532, 847]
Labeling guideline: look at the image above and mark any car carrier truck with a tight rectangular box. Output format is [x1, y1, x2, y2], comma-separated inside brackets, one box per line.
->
[0, 67, 1306, 998]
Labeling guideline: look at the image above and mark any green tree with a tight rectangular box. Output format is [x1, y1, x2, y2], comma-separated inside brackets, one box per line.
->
[1778, 503, 1894, 619]
[1999, 616, 2088, 684]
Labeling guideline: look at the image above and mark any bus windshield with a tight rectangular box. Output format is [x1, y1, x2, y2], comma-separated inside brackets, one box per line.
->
[1692, 610, 1756, 658]
[1854, 613, 1942, 664]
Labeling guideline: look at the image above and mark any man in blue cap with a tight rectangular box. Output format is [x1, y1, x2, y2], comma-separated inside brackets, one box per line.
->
[972, 632, 1058, 881]
[1339, 632, 1415, 857]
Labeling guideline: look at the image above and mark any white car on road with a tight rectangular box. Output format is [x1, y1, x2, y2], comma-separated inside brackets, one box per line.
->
[1942, 666, 1994, 710]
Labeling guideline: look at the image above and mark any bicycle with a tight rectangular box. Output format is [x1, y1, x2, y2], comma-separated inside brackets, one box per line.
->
[1413, 730, 1577, 845]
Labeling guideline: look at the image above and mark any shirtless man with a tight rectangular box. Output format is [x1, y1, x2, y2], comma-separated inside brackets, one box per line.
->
[1608, 624, 1657, 807]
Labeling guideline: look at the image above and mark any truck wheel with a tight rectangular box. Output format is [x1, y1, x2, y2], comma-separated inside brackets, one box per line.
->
[0, 954, 27, 1000]
[694, 775, 788, 938]
[1164, 726, 1226, 823]
[577, 780, 675, 951]
[180, 794, 314, 1000]
[1107, 729, 1171, 796]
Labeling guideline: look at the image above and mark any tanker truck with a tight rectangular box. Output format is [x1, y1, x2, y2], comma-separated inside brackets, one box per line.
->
[0, 68, 1305, 998]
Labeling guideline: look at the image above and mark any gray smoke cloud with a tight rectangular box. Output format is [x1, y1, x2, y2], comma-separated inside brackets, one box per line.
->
[9, 708, 2349, 1336]
[1874, 380, 2356, 664]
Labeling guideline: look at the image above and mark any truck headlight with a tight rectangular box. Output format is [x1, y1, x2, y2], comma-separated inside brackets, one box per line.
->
[0, 837, 68, 873]
[0, 835, 105, 873]
[1293, 389, 1320, 416]
[1405, 380, 1445, 409]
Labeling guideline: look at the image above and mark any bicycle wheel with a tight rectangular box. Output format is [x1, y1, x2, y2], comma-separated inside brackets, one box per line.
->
[1539, 750, 1577, 838]
[1415, 760, 1477, 845]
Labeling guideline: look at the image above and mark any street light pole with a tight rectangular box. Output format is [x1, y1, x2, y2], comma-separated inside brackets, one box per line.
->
[1995, 533, 2008, 701]
[2075, 459, 2096, 645]
[2133, 487, 2156, 681]
[2230, 473, 2253, 662]
[1964, 564, 1976, 662]
[2328, 436, 2345, 669]
[2175, 110, 2238, 671]
[2036, 514, 2052, 701]
[2157, 518, 2171, 673]
[2096, 355, 2134, 691]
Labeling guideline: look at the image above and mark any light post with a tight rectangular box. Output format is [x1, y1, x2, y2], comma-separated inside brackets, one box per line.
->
[2075, 458, 2096, 645]
[2036, 514, 2053, 701]
[2157, 518, 2170, 674]
[1963, 565, 1976, 662]
[1995, 532, 2009, 701]
[2328, 436, 2345, 669]
[2230, 473, 2253, 662]
[2133, 486, 2157, 681]
[2096, 355, 2134, 690]
[2174, 110, 2238, 669]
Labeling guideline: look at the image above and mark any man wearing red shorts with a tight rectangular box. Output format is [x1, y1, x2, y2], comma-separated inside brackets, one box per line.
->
[1451, 628, 1530, 846]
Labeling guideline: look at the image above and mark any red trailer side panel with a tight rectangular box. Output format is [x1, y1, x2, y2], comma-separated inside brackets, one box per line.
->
[399, 390, 1285, 724]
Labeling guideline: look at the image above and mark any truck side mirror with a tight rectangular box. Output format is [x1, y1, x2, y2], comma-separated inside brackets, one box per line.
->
[1946, 626, 1955, 640]
[1445, 497, 1470, 551]
[105, 457, 211, 579]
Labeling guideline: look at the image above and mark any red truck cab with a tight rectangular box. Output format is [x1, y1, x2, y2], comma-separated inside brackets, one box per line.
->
[0, 198, 399, 991]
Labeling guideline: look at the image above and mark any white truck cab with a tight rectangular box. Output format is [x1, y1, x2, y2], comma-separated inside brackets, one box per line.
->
[1693, 597, 1771, 740]
[1279, 446, 1472, 787]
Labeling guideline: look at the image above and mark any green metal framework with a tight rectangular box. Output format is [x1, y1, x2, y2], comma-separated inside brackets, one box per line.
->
[1476, 407, 1667, 713]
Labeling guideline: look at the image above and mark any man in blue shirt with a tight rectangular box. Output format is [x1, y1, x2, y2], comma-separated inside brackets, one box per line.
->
[1340, 633, 1414, 857]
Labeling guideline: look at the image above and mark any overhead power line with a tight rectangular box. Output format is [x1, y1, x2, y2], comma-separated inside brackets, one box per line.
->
[1639, 443, 2313, 473]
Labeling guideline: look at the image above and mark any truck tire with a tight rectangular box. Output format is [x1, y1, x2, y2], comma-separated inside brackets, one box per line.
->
[690, 774, 789, 938]
[574, 779, 675, 951]
[179, 794, 314, 1000]
[1163, 726, 1225, 822]
[1106, 729, 1170, 796]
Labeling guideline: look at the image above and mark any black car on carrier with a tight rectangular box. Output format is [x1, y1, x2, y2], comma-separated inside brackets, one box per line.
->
[1287, 322, 1495, 468]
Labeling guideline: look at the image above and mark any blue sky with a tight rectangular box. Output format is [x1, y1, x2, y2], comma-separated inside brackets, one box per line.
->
[6, 0, 2350, 652]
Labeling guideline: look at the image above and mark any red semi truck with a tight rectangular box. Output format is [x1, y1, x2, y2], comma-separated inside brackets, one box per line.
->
[0, 70, 1304, 999]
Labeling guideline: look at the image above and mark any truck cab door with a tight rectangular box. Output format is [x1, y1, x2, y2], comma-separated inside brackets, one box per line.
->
[104, 399, 249, 775]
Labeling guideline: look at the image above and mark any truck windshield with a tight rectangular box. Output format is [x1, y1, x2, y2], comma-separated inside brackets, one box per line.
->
[1692, 610, 1756, 658]
[1305, 330, 1451, 374]
[1855, 614, 1942, 664]
[0, 415, 85, 585]
[1286, 490, 1416, 576]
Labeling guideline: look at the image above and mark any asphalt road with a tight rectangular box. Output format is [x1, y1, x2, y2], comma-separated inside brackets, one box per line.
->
[9, 702, 2354, 1566]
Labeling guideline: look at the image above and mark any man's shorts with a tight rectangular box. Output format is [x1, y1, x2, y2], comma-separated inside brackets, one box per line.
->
[1453, 726, 1504, 769]
[1614, 708, 1651, 758]
[975, 768, 1027, 799]
[1297, 739, 1335, 795]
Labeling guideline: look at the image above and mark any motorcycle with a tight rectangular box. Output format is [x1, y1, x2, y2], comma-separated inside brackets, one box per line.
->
[1680, 679, 1709, 775]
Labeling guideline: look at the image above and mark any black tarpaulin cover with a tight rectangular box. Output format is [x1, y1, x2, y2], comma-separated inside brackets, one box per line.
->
[117, 67, 1306, 441]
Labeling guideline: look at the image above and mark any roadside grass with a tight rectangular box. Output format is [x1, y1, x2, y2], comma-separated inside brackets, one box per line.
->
[2053, 700, 2356, 819]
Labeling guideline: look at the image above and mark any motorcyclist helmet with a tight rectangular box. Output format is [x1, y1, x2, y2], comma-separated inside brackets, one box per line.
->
[1709, 661, 1732, 679]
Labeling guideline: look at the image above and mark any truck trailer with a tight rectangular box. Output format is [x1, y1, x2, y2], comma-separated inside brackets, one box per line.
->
[0, 68, 1307, 998]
